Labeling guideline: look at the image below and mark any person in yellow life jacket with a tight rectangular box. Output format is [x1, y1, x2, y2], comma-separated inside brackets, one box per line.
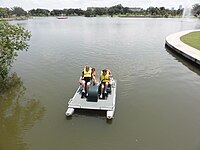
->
[99, 69, 111, 98]
[79, 66, 92, 97]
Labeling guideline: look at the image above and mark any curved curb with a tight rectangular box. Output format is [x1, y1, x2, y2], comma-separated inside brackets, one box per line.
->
[165, 30, 200, 65]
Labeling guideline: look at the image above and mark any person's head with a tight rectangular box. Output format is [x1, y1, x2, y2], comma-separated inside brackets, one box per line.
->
[103, 69, 107, 75]
[85, 66, 90, 71]
[92, 68, 95, 72]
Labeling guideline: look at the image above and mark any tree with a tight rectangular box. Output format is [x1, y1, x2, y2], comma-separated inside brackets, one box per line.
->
[159, 7, 165, 16]
[107, 4, 124, 16]
[177, 8, 184, 16]
[123, 7, 131, 14]
[192, 4, 200, 17]
[28, 9, 50, 16]
[0, 22, 31, 80]
[94, 8, 107, 16]
[50, 9, 63, 16]
[11, 7, 27, 17]
[66, 9, 75, 15]
[108, 7, 115, 17]
[28, 9, 36, 16]
[114, 4, 123, 14]
[84, 8, 93, 17]
[74, 9, 84, 16]
[0, 7, 11, 18]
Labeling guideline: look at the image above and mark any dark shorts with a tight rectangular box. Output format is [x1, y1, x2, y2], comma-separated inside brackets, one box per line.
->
[84, 77, 91, 83]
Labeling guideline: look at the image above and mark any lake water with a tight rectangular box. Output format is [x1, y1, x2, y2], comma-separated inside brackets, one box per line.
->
[1, 17, 200, 150]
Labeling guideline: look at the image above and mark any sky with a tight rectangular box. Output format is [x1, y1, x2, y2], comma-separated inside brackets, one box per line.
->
[0, 0, 199, 10]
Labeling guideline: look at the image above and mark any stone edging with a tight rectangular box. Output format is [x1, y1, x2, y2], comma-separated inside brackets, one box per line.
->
[165, 30, 200, 65]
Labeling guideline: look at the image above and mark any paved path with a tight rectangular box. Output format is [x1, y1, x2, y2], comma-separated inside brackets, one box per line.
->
[166, 30, 200, 65]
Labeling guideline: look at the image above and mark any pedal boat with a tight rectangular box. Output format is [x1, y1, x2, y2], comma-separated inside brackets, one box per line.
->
[66, 79, 117, 119]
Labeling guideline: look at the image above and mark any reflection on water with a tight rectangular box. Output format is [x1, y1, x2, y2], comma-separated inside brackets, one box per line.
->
[165, 46, 200, 76]
[0, 73, 45, 150]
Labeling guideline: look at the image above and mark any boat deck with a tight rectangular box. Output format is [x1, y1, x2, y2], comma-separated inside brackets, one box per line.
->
[68, 81, 116, 111]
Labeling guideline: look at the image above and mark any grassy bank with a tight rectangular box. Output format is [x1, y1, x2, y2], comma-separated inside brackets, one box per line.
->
[180, 31, 200, 50]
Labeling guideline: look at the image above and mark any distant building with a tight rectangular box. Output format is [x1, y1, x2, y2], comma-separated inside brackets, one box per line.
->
[87, 7, 108, 11]
[179, 5, 183, 10]
[128, 7, 143, 12]
[87, 7, 95, 11]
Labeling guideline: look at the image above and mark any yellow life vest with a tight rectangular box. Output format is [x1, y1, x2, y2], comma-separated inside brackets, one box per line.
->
[100, 72, 110, 83]
[83, 67, 92, 78]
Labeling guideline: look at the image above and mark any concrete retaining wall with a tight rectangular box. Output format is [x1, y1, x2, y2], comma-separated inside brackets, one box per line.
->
[165, 30, 200, 65]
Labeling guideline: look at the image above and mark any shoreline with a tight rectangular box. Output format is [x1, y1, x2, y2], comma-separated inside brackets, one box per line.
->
[118, 15, 183, 18]
[0, 15, 190, 20]
[165, 30, 200, 65]
[0, 17, 29, 21]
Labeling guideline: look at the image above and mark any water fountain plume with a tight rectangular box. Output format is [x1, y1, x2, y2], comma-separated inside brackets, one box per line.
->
[182, 0, 192, 18]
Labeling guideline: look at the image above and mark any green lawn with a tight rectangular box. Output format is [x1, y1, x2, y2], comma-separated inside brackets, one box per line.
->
[180, 31, 200, 50]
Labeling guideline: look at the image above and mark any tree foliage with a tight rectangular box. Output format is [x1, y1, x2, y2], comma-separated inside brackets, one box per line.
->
[192, 4, 200, 17]
[50, 9, 64, 16]
[85, 9, 93, 17]
[28, 8, 50, 16]
[48, 8, 84, 16]
[0, 7, 11, 18]
[146, 7, 183, 17]
[11, 7, 27, 17]
[3, 4, 199, 18]
[0, 22, 31, 80]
